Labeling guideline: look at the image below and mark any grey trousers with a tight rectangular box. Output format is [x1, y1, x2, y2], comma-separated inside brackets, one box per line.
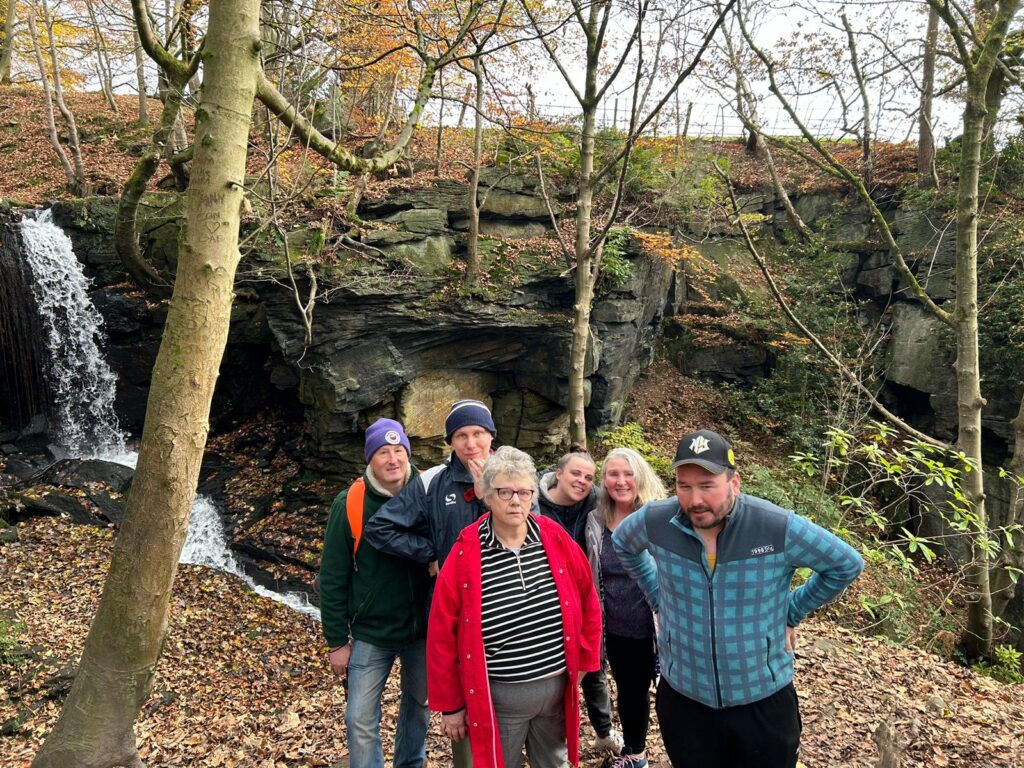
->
[490, 676, 569, 768]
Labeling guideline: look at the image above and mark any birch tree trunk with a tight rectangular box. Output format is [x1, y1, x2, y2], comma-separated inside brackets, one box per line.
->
[40, 0, 87, 193]
[25, 9, 79, 194]
[466, 55, 485, 286]
[84, 0, 118, 112]
[0, 0, 15, 84]
[918, 6, 939, 188]
[133, 29, 149, 126]
[32, 1, 262, 765]
[947, 0, 1020, 659]
[956, 88, 993, 657]
[568, 32, 600, 447]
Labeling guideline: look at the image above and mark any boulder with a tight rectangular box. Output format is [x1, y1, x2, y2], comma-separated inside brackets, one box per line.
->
[17, 489, 96, 525]
[36, 458, 134, 493]
[678, 340, 771, 384]
[384, 208, 449, 235]
[87, 489, 124, 525]
[885, 303, 956, 396]
[450, 218, 549, 240]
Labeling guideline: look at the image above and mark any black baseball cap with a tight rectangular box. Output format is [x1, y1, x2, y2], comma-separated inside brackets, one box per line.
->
[671, 429, 736, 474]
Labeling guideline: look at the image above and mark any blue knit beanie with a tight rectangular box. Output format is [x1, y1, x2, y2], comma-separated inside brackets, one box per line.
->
[444, 399, 497, 443]
[364, 418, 411, 463]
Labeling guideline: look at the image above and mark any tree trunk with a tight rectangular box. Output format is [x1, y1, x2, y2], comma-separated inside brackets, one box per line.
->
[457, 82, 472, 128]
[918, 6, 939, 188]
[956, 83, 992, 660]
[568, 94, 597, 447]
[133, 29, 150, 126]
[991, 394, 1024, 619]
[40, 0, 87, 194]
[0, 0, 16, 84]
[31, 1, 262, 765]
[842, 11, 873, 186]
[25, 10, 78, 194]
[435, 71, 445, 175]
[114, 75, 186, 295]
[85, 0, 118, 112]
[466, 56, 484, 286]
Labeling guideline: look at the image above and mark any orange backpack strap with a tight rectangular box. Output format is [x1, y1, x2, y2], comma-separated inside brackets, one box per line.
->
[346, 478, 367, 556]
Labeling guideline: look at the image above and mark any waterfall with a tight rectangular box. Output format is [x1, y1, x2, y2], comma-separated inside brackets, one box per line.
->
[19, 209, 320, 620]
[19, 209, 128, 460]
[181, 497, 321, 617]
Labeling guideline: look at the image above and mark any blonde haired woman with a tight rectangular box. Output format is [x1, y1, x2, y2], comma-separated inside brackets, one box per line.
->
[585, 448, 667, 768]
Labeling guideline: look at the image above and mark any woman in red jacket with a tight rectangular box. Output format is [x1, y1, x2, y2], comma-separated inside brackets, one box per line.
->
[428, 446, 603, 768]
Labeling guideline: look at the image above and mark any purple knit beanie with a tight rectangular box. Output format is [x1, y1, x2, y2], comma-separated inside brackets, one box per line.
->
[364, 418, 411, 463]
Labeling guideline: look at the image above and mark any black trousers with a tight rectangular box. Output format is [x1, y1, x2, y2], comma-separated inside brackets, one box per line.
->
[580, 668, 613, 738]
[656, 678, 801, 768]
[605, 632, 657, 754]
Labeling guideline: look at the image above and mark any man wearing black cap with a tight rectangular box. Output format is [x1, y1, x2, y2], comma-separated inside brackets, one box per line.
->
[363, 399, 497, 767]
[612, 429, 864, 768]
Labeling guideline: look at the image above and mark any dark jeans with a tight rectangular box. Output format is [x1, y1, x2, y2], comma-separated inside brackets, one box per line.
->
[581, 668, 614, 738]
[656, 679, 801, 768]
[605, 632, 657, 754]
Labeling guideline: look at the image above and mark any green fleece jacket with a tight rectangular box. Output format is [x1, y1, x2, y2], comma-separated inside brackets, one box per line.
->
[319, 467, 430, 650]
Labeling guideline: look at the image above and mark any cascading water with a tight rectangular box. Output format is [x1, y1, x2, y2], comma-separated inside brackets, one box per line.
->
[181, 497, 321, 617]
[19, 209, 128, 460]
[19, 209, 320, 619]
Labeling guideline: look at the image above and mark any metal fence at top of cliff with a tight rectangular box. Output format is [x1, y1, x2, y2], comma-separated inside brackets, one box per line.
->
[403, 90, 960, 146]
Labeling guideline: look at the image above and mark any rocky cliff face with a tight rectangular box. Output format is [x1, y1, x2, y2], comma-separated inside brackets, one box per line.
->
[26, 172, 673, 474]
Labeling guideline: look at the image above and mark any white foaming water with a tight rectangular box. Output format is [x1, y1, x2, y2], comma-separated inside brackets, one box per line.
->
[181, 496, 321, 618]
[21, 209, 320, 620]
[20, 209, 128, 458]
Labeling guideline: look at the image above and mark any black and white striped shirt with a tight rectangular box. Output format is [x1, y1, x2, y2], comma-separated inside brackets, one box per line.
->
[479, 515, 567, 683]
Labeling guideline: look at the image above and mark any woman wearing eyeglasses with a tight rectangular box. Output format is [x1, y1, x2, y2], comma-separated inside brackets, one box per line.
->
[427, 446, 602, 768]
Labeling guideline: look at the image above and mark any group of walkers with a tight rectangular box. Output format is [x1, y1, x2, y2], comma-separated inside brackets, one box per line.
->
[319, 399, 864, 768]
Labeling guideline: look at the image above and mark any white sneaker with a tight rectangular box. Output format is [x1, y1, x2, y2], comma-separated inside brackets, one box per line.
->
[595, 730, 624, 755]
[611, 751, 648, 768]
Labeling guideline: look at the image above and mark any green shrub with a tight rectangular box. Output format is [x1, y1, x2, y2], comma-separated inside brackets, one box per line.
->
[598, 227, 633, 292]
[595, 422, 672, 479]
[996, 130, 1024, 199]
[973, 644, 1024, 685]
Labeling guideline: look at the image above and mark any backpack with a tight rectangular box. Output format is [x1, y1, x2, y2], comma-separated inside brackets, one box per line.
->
[314, 478, 367, 595]
[346, 477, 367, 556]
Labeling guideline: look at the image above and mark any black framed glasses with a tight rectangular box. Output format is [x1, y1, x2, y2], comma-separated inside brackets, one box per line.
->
[494, 488, 535, 501]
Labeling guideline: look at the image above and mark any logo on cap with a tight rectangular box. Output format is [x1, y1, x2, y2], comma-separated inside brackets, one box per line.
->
[384, 430, 401, 445]
[690, 435, 710, 454]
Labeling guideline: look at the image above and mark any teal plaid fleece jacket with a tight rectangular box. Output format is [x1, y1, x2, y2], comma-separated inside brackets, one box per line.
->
[612, 493, 863, 709]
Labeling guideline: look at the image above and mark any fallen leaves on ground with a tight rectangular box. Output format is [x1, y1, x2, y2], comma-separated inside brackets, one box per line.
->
[2, 517, 1022, 767]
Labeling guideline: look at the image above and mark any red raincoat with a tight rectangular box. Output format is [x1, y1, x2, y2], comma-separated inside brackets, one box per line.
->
[427, 513, 602, 768]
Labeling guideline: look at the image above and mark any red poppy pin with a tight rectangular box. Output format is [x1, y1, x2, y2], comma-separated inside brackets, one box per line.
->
[463, 488, 476, 503]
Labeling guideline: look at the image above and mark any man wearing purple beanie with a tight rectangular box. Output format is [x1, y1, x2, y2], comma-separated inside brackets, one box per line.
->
[364, 399, 498, 768]
[319, 418, 431, 768]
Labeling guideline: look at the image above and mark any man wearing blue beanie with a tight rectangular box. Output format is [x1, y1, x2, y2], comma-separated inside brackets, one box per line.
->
[364, 400, 497, 768]
[320, 418, 430, 768]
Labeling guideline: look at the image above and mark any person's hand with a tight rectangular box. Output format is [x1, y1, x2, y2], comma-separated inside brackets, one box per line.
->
[577, 671, 585, 686]
[329, 643, 352, 678]
[467, 457, 487, 500]
[785, 626, 796, 654]
[429, 560, 439, 578]
[442, 709, 468, 742]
